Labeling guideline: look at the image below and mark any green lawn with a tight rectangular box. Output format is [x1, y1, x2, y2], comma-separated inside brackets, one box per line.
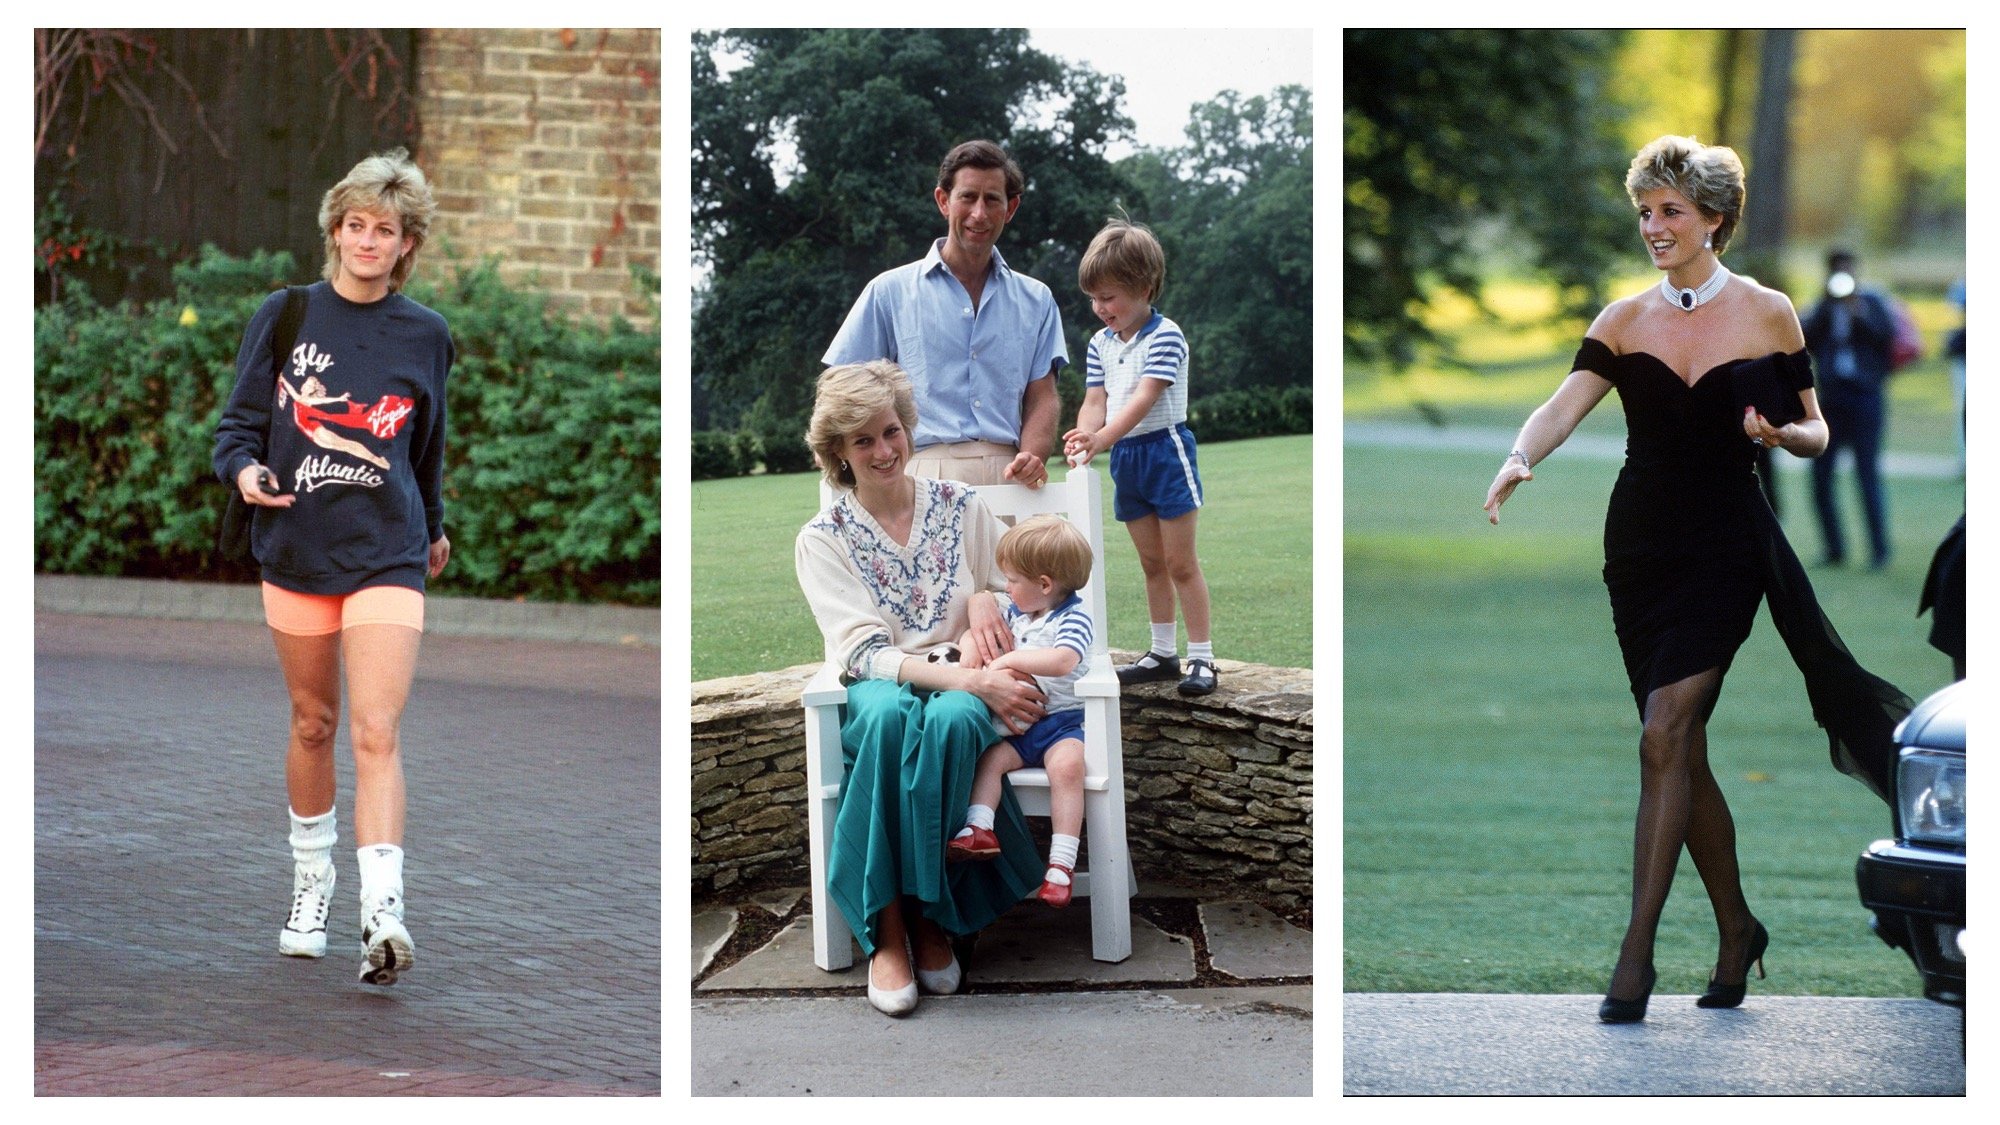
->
[1343, 428, 1964, 998]
[690, 433, 1312, 681]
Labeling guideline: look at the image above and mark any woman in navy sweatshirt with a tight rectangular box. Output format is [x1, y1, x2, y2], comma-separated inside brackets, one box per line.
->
[214, 148, 453, 986]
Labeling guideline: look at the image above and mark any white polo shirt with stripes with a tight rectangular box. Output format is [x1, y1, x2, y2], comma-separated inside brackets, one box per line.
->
[1085, 309, 1188, 437]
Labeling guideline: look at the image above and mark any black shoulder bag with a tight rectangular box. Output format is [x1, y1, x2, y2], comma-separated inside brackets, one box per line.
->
[217, 286, 308, 565]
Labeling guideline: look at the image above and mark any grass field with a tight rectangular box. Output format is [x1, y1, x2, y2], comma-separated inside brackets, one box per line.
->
[1344, 358, 1966, 998]
[690, 433, 1312, 681]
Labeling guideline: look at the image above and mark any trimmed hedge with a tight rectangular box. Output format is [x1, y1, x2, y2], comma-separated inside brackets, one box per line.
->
[34, 246, 661, 605]
[691, 377, 1314, 481]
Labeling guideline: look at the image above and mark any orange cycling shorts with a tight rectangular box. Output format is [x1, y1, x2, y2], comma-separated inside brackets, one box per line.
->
[261, 583, 426, 636]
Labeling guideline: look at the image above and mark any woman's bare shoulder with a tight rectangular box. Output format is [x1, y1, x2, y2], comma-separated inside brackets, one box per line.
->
[1586, 292, 1648, 352]
[1732, 274, 1807, 349]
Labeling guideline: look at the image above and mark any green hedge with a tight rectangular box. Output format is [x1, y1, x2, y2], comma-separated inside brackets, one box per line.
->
[34, 246, 661, 606]
[1188, 386, 1314, 443]
[692, 375, 1313, 481]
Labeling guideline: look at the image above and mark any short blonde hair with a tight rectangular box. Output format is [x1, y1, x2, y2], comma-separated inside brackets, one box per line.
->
[806, 360, 919, 490]
[319, 147, 438, 290]
[996, 515, 1093, 597]
[1624, 135, 1746, 254]
[1078, 217, 1165, 302]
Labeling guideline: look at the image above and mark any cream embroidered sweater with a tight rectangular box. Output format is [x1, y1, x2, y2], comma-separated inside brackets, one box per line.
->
[795, 477, 1006, 682]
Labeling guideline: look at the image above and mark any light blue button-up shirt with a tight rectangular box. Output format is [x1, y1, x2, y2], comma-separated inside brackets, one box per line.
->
[823, 238, 1068, 450]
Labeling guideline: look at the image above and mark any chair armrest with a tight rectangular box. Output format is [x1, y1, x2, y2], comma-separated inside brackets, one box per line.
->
[1075, 662, 1120, 699]
[802, 662, 848, 707]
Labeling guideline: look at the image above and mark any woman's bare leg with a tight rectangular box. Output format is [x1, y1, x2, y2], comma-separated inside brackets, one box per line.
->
[271, 630, 342, 816]
[341, 624, 421, 845]
[871, 902, 914, 988]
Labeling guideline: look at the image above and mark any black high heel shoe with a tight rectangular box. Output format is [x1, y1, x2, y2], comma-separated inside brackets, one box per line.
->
[1696, 918, 1769, 1009]
[1598, 965, 1656, 1023]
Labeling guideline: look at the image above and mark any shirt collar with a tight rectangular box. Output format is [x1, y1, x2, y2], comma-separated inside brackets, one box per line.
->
[1101, 307, 1164, 344]
[921, 238, 1011, 278]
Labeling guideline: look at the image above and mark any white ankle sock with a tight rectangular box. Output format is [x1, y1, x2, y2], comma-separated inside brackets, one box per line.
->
[357, 843, 404, 907]
[289, 806, 336, 874]
[1149, 623, 1176, 657]
[1046, 834, 1079, 884]
[955, 804, 996, 838]
[1187, 641, 1214, 663]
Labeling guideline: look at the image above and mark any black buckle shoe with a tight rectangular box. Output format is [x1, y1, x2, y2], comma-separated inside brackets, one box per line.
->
[1178, 658, 1218, 696]
[1117, 652, 1180, 685]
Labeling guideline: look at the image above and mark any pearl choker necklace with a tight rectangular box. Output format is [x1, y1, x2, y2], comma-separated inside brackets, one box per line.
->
[1660, 264, 1730, 312]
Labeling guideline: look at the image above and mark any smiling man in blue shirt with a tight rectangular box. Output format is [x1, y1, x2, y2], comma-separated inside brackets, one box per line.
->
[824, 139, 1067, 490]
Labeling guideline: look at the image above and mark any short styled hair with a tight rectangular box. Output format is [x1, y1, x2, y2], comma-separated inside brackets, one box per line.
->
[806, 360, 920, 490]
[1624, 135, 1746, 255]
[996, 515, 1094, 597]
[319, 147, 438, 290]
[1078, 217, 1166, 302]
[937, 139, 1024, 199]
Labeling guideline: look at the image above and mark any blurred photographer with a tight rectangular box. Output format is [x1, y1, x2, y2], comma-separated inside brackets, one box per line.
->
[1801, 249, 1897, 569]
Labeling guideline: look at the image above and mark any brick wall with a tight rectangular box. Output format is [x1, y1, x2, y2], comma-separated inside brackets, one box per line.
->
[417, 29, 659, 323]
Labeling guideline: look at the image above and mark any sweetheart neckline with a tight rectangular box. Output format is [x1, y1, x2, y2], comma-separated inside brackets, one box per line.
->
[1586, 342, 1798, 391]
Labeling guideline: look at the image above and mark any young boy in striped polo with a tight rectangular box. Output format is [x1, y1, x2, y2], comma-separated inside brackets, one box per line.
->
[949, 515, 1096, 908]
[1063, 217, 1217, 696]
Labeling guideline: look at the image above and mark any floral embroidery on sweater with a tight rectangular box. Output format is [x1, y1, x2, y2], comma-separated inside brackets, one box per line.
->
[809, 481, 969, 637]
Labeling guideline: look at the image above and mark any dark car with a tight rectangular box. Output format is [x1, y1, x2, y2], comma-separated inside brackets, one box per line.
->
[1855, 680, 1966, 1006]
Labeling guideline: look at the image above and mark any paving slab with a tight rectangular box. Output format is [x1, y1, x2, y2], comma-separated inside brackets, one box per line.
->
[1345, 993, 1962, 1095]
[692, 908, 737, 981]
[697, 917, 859, 992]
[697, 902, 1197, 992]
[1201, 899, 1313, 980]
[692, 986, 1313, 1096]
[970, 901, 1194, 984]
[747, 886, 805, 917]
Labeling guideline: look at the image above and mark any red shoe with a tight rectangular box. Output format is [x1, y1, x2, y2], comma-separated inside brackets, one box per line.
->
[947, 826, 1001, 862]
[1036, 863, 1074, 909]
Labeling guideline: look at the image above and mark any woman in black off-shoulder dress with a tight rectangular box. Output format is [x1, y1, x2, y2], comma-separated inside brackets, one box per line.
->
[1483, 135, 1910, 1024]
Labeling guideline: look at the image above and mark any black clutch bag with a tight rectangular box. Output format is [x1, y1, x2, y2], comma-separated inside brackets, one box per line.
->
[1729, 353, 1807, 429]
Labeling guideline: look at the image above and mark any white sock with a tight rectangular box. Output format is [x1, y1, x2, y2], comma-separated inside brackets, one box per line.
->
[1187, 641, 1214, 664]
[954, 804, 996, 838]
[289, 806, 336, 875]
[357, 843, 404, 908]
[1046, 834, 1079, 884]
[1149, 622, 1176, 657]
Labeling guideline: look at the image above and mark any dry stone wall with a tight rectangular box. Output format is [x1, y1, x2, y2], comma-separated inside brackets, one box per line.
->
[691, 659, 1313, 906]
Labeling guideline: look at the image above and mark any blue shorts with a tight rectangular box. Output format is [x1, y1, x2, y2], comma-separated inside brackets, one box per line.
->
[1005, 709, 1085, 768]
[1110, 423, 1203, 522]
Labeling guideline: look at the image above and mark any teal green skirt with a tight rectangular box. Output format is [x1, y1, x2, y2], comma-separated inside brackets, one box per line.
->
[828, 679, 1043, 955]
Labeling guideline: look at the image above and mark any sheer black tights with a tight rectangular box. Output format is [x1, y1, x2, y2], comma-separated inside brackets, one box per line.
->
[1606, 668, 1760, 1000]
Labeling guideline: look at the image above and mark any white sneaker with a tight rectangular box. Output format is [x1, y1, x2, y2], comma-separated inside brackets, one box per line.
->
[279, 864, 335, 957]
[358, 892, 414, 986]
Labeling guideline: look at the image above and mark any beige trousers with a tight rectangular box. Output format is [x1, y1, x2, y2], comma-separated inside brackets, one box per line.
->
[907, 440, 1019, 487]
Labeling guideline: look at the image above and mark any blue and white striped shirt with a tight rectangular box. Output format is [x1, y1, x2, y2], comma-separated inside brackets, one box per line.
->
[1085, 309, 1188, 439]
[999, 591, 1092, 715]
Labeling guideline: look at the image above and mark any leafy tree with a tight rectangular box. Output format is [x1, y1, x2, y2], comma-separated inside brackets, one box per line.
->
[1120, 87, 1311, 395]
[691, 28, 1132, 464]
[1343, 29, 1634, 369]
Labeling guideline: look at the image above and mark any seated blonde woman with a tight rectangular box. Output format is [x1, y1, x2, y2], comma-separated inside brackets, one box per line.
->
[794, 360, 1045, 1016]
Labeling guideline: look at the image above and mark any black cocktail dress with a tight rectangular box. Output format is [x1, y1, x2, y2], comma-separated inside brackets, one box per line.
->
[1575, 336, 1910, 802]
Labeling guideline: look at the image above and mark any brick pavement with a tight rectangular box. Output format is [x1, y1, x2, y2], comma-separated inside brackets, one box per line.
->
[34, 613, 660, 1096]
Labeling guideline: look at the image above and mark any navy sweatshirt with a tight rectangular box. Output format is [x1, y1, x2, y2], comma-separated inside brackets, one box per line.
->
[213, 281, 453, 595]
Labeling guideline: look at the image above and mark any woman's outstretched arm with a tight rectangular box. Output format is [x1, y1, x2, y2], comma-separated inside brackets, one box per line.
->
[1484, 369, 1615, 524]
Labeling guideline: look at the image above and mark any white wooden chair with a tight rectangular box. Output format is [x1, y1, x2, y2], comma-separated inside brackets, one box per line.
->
[802, 464, 1133, 967]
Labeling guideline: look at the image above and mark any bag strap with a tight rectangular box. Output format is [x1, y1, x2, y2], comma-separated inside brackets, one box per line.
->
[272, 284, 308, 377]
